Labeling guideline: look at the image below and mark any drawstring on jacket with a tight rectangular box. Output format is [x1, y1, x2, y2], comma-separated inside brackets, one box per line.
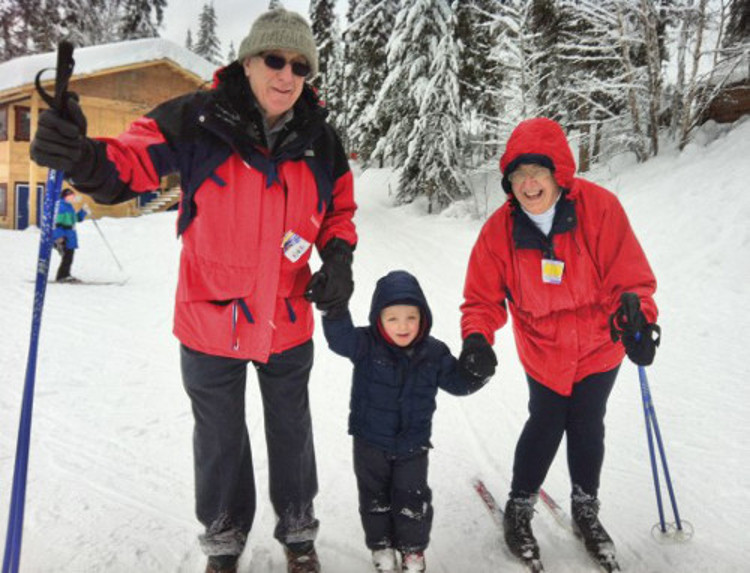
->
[231, 298, 255, 350]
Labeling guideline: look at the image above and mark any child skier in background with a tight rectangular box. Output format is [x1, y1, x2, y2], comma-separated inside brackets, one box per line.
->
[320, 270, 492, 573]
[53, 188, 89, 282]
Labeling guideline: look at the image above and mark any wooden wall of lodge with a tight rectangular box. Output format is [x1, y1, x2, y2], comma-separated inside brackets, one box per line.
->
[1, 61, 206, 230]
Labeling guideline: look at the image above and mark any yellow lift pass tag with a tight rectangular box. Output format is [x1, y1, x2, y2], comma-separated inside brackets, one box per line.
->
[541, 258, 564, 285]
[282, 230, 311, 263]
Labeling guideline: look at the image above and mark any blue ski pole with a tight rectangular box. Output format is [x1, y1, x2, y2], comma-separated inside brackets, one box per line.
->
[638, 364, 671, 532]
[638, 365, 692, 541]
[2, 41, 75, 573]
[610, 292, 692, 542]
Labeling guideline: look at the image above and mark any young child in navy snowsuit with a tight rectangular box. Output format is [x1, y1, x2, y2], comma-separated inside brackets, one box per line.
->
[322, 270, 490, 573]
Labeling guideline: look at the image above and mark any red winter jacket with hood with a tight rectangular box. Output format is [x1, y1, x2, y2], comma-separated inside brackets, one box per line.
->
[460, 118, 656, 396]
[72, 63, 357, 362]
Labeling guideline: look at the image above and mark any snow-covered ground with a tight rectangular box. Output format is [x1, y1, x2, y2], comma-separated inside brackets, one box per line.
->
[2, 117, 749, 572]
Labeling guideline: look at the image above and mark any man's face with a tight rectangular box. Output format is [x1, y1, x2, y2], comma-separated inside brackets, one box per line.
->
[243, 50, 308, 126]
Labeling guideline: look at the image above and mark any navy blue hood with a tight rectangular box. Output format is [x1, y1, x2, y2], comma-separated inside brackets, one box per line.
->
[368, 270, 432, 339]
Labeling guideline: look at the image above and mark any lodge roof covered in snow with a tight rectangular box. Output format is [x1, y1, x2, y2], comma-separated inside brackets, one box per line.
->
[0, 38, 216, 96]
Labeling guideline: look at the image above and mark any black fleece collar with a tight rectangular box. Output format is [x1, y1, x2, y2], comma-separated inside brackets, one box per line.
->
[511, 191, 577, 258]
[204, 62, 328, 158]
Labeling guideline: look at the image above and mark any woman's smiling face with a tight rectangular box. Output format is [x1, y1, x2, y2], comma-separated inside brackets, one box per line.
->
[509, 164, 561, 214]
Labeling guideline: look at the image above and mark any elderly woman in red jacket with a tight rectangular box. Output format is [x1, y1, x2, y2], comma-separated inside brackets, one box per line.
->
[458, 117, 660, 569]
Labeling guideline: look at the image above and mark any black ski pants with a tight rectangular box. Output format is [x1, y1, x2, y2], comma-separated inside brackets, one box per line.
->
[56, 247, 74, 281]
[353, 437, 433, 554]
[180, 340, 319, 557]
[510, 366, 619, 499]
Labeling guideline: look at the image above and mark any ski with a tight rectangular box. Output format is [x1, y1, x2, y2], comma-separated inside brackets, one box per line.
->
[472, 478, 545, 573]
[538, 488, 621, 573]
[54, 279, 129, 286]
[27, 278, 129, 286]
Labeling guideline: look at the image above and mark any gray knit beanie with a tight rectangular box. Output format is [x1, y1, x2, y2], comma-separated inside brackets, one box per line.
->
[237, 9, 318, 77]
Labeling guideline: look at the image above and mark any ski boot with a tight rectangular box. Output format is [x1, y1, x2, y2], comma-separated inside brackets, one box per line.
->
[400, 550, 425, 572]
[205, 554, 238, 573]
[285, 541, 321, 573]
[503, 494, 540, 561]
[372, 547, 398, 572]
[571, 486, 620, 571]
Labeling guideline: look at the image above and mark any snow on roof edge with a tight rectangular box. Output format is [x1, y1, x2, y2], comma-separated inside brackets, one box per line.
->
[0, 38, 217, 95]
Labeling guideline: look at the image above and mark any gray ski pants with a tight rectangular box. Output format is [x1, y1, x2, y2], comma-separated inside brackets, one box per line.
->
[180, 340, 319, 557]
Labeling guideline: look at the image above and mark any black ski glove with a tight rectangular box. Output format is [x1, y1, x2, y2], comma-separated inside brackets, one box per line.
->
[610, 292, 661, 366]
[30, 93, 95, 178]
[305, 238, 354, 316]
[459, 333, 498, 380]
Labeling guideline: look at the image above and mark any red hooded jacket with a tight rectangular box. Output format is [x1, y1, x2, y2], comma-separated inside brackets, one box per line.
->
[461, 118, 656, 395]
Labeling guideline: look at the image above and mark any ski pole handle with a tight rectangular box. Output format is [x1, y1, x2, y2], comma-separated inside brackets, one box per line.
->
[34, 40, 75, 115]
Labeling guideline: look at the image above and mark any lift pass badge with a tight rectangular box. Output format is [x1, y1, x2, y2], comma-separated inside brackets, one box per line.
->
[282, 231, 311, 263]
[541, 258, 565, 285]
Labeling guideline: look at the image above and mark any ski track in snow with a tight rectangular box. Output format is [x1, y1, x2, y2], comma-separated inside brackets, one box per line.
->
[2, 118, 750, 571]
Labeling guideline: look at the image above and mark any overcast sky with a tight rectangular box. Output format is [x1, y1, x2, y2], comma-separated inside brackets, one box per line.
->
[161, 1, 340, 57]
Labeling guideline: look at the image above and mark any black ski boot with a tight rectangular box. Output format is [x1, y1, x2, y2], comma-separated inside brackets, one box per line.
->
[205, 554, 238, 573]
[503, 494, 540, 561]
[285, 541, 321, 573]
[571, 486, 620, 571]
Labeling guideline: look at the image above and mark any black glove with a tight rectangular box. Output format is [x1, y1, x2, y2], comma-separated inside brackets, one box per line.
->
[459, 333, 498, 380]
[305, 238, 354, 315]
[30, 93, 93, 177]
[610, 292, 661, 366]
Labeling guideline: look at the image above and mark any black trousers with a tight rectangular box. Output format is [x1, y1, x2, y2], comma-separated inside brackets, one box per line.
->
[510, 366, 619, 499]
[181, 340, 318, 557]
[353, 437, 433, 553]
[56, 248, 74, 281]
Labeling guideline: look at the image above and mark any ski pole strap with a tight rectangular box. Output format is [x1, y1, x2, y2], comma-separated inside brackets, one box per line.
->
[34, 40, 75, 113]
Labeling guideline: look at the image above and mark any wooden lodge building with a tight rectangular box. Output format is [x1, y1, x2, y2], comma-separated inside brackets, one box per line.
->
[0, 38, 214, 230]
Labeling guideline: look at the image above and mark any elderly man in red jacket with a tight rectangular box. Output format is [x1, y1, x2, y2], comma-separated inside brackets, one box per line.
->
[30, 9, 355, 573]
[458, 118, 659, 570]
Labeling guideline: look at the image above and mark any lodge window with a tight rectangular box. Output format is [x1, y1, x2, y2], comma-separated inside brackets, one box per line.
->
[14, 106, 31, 141]
[0, 183, 7, 217]
[0, 106, 7, 141]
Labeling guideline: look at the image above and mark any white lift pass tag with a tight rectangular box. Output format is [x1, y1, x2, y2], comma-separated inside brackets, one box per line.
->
[282, 231, 311, 263]
[541, 258, 564, 284]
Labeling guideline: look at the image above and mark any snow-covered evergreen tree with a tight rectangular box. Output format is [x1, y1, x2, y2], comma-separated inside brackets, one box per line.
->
[185, 29, 193, 51]
[62, 0, 125, 48]
[119, 0, 165, 39]
[526, 0, 564, 120]
[28, 0, 62, 53]
[195, 2, 222, 66]
[309, 0, 336, 87]
[310, 0, 344, 135]
[344, 0, 398, 163]
[553, 1, 629, 170]
[0, 1, 22, 61]
[374, 0, 466, 209]
[227, 41, 236, 64]
[0, 0, 62, 59]
[455, 0, 505, 163]
[724, 0, 750, 48]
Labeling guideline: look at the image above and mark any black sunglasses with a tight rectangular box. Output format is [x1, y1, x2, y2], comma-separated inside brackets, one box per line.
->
[262, 53, 311, 78]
